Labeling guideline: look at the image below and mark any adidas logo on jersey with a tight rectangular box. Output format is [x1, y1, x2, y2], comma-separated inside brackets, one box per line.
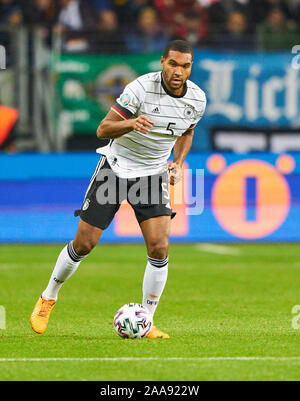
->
[152, 107, 160, 114]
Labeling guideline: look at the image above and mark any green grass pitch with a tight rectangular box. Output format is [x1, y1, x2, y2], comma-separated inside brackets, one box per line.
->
[1, 243, 300, 381]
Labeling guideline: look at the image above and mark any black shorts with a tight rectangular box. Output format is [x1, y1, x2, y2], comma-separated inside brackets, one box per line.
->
[76, 156, 175, 230]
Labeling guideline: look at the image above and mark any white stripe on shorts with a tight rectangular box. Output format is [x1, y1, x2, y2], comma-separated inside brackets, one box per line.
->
[83, 156, 106, 202]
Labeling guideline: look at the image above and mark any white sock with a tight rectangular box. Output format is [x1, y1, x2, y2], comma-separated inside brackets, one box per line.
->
[142, 256, 168, 317]
[42, 241, 87, 301]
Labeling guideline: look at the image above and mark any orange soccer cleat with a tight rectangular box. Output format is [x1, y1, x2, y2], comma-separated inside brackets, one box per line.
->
[147, 325, 170, 339]
[30, 296, 56, 334]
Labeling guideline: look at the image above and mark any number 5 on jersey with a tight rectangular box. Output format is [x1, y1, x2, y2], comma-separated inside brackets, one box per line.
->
[167, 122, 176, 135]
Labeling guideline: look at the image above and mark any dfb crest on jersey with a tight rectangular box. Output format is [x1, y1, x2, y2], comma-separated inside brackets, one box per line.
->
[184, 105, 196, 120]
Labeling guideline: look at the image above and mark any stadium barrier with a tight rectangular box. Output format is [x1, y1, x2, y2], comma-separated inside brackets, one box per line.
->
[0, 152, 299, 243]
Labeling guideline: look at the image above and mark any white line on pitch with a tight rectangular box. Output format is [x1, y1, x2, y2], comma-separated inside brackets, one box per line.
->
[195, 244, 242, 256]
[0, 357, 299, 362]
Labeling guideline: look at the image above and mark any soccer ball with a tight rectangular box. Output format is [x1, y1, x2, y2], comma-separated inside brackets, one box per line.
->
[113, 303, 153, 339]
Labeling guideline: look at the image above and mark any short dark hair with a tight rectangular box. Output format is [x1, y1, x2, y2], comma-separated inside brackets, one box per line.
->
[163, 40, 194, 59]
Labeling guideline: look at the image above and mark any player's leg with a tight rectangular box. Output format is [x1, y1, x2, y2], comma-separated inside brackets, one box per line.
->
[42, 219, 103, 301]
[30, 219, 102, 334]
[139, 215, 171, 338]
[30, 156, 120, 334]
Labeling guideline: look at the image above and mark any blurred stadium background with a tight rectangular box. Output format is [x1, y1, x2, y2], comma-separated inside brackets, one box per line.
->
[1, 0, 300, 243]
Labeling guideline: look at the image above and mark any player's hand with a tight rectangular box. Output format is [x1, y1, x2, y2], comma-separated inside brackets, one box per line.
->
[132, 115, 154, 135]
[168, 162, 182, 186]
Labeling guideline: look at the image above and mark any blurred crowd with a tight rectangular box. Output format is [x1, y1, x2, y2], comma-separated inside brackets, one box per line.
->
[1, 0, 300, 52]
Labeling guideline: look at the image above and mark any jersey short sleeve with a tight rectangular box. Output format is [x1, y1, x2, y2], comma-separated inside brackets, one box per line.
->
[112, 78, 146, 120]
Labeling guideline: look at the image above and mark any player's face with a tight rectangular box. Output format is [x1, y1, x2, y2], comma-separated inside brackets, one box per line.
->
[161, 51, 193, 95]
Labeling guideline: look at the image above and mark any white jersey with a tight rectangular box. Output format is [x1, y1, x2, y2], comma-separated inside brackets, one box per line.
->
[97, 71, 206, 178]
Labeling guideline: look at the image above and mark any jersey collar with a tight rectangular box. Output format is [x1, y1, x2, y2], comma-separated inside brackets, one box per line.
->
[161, 72, 187, 98]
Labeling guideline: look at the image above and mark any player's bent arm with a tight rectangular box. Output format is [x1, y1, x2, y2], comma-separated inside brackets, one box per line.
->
[168, 128, 194, 186]
[97, 109, 134, 139]
[97, 109, 154, 139]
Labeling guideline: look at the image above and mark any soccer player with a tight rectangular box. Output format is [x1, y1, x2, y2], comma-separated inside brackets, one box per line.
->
[30, 40, 206, 338]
